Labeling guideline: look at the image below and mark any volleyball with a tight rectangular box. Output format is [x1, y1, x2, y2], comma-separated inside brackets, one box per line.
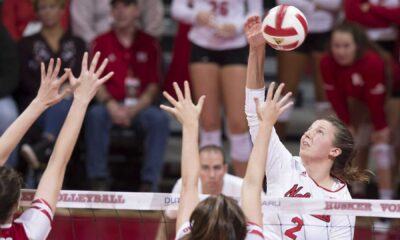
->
[262, 5, 308, 51]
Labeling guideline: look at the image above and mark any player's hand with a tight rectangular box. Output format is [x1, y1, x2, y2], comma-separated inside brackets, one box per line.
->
[215, 23, 237, 38]
[360, 3, 370, 12]
[255, 82, 293, 126]
[69, 52, 114, 105]
[35, 58, 71, 108]
[244, 15, 266, 49]
[196, 11, 216, 27]
[161, 81, 205, 127]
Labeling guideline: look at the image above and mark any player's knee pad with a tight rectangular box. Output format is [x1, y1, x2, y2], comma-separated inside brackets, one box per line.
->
[200, 129, 222, 148]
[354, 124, 372, 148]
[372, 143, 393, 169]
[228, 132, 252, 162]
[278, 97, 294, 122]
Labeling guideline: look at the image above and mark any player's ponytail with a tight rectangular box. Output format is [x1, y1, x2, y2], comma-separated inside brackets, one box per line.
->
[324, 116, 370, 183]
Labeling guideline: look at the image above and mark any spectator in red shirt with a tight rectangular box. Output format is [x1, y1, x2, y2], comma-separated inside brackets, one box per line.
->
[1, 0, 70, 41]
[320, 22, 400, 213]
[85, 0, 169, 191]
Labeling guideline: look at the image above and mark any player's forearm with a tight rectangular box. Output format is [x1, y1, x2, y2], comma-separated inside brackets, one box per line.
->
[243, 123, 272, 189]
[35, 99, 89, 210]
[181, 125, 200, 189]
[246, 46, 265, 89]
[0, 99, 47, 165]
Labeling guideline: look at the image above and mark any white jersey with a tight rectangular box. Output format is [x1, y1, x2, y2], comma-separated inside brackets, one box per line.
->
[176, 221, 265, 240]
[171, 0, 263, 50]
[0, 199, 53, 240]
[245, 88, 355, 240]
[277, 0, 341, 33]
[165, 173, 243, 219]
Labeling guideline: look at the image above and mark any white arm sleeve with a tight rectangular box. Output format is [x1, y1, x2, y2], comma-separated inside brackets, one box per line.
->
[245, 88, 293, 178]
[15, 199, 53, 240]
[171, 0, 197, 24]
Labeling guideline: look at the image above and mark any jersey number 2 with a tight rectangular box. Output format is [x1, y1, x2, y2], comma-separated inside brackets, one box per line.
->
[284, 217, 304, 239]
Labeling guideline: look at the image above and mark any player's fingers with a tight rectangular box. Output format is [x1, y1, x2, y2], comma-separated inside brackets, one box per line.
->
[266, 82, 275, 101]
[51, 58, 62, 80]
[197, 95, 206, 111]
[89, 51, 100, 73]
[183, 81, 191, 100]
[173, 82, 184, 101]
[278, 92, 292, 107]
[46, 58, 54, 77]
[163, 91, 178, 107]
[273, 83, 285, 102]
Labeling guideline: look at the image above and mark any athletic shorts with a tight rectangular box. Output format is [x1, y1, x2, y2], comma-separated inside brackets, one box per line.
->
[293, 31, 331, 53]
[190, 44, 248, 66]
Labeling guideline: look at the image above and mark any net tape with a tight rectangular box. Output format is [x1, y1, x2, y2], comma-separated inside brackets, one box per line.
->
[20, 189, 400, 218]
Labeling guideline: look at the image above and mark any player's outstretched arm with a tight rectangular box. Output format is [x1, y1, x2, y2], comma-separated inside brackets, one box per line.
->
[160, 81, 205, 232]
[0, 59, 71, 166]
[241, 83, 293, 226]
[244, 15, 266, 90]
[34, 52, 113, 211]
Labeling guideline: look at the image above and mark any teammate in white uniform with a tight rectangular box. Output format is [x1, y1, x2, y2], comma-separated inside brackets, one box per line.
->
[170, 0, 263, 177]
[243, 16, 371, 240]
[0, 53, 113, 240]
[155, 145, 243, 239]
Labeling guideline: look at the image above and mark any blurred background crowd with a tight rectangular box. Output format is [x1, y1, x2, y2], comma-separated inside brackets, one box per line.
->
[1, 0, 400, 206]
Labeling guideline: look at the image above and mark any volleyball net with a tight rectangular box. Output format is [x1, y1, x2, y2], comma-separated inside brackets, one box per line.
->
[19, 189, 400, 239]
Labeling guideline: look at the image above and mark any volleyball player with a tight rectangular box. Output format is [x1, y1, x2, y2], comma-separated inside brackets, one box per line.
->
[0, 52, 113, 239]
[171, 0, 263, 177]
[244, 16, 369, 239]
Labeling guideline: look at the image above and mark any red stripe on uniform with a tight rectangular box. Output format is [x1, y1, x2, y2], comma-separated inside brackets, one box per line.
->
[32, 198, 53, 212]
[31, 206, 52, 222]
[249, 229, 265, 238]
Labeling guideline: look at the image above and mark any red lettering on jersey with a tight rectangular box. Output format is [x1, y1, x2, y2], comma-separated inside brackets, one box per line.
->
[284, 184, 311, 198]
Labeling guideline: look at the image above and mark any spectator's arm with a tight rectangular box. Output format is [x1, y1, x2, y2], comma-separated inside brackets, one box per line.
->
[2, 0, 20, 41]
[71, 0, 105, 43]
[139, 0, 164, 37]
[344, 0, 389, 28]
[171, 0, 197, 24]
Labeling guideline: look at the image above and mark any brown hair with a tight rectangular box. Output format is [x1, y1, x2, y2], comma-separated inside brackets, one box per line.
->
[199, 145, 226, 163]
[181, 194, 247, 240]
[33, 0, 66, 11]
[323, 115, 370, 183]
[0, 167, 23, 224]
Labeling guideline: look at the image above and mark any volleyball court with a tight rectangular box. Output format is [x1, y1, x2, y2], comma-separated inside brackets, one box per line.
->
[18, 189, 400, 240]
